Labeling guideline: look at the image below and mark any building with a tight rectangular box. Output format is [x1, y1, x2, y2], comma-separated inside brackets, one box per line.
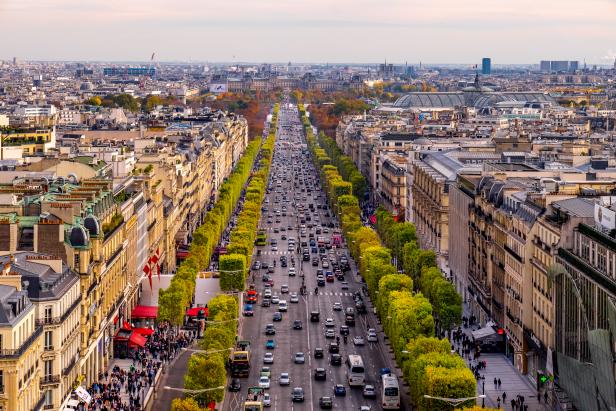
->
[0, 252, 81, 410]
[102, 67, 155, 77]
[0, 128, 56, 159]
[482, 58, 492, 75]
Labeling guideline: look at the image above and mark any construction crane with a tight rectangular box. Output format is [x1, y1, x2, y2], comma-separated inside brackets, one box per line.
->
[139, 52, 156, 90]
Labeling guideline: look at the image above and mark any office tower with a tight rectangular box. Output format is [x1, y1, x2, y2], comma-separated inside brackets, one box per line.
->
[482, 58, 491, 75]
[568, 61, 579, 72]
[540, 60, 551, 72]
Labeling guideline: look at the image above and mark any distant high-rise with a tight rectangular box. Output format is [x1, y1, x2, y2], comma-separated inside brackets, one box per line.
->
[539, 60, 579, 73]
[481, 58, 491, 75]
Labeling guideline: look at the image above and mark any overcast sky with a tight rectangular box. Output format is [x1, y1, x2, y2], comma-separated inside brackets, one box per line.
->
[1, 0, 615, 65]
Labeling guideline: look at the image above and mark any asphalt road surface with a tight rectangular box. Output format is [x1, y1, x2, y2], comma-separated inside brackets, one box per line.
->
[223, 102, 401, 411]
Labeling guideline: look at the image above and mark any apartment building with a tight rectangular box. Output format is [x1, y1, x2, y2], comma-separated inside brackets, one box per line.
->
[0, 128, 56, 159]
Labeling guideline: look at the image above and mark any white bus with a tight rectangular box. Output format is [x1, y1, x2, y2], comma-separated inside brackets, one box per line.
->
[381, 373, 400, 409]
[346, 354, 365, 386]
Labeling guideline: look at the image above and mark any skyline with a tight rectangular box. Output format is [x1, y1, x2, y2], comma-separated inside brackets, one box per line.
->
[1, 0, 615, 65]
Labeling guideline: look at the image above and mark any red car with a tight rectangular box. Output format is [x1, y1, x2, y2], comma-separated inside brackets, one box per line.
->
[326, 273, 334, 283]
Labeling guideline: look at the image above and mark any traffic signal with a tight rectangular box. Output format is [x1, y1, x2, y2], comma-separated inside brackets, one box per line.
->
[537, 372, 548, 388]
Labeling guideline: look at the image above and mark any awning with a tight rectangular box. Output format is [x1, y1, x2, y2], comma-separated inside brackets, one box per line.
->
[186, 307, 209, 317]
[128, 332, 147, 347]
[131, 305, 158, 319]
[471, 325, 502, 342]
[133, 327, 154, 336]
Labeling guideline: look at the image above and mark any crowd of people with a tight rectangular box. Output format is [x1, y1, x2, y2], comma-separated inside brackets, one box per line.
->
[75, 323, 194, 411]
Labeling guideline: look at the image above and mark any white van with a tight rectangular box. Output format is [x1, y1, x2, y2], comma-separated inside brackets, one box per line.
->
[278, 300, 288, 312]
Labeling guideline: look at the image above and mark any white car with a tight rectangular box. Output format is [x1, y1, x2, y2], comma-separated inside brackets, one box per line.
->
[259, 376, 271, 389]
[278, 301, 288, 312]
[263, 353, 274, 364]
[367, 329, 378, 342]
[294, 352, 305, 364]
[271, 245, 278, 251]
[271, 295, 280, 304]
[333, 302, 342, 311]
[290, 293, 299, 303]
[325, 318, 335, 328]
[281, 284, 289, 294]
[288, 268, 296, 276]
[325, 329, 336, 339]
[279, 372, 291, 386]
[263, 392, 271, 407]
[353, 336, 365, 346]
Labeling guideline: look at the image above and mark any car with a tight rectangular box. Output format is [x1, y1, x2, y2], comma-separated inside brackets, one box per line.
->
[329, 354, 342, 366]
[265, 340, 276, 349]
[333, 302, 343, 311]
[243, 304, 254, 316]
[319, 396, 333, 409]
[281, 259, 287, 267]
[261, 299, 271, 307]
[314, 368, 327, 381]
[273, 312, 282, 321]
[314, 347, 324, 358]
[252, 261, 261, 270]
[345, 315, 356, 326]
[325, 329, 335, 339]
[265, 324, 276, 336]
[259, 376, 271, 389]
[293, 319, 303, 330]
[367, 329, 378, 342]
[334, 384, 347, 396]
[263, 353, 274, 364]
[278, 300, 288, 311]
[341, 281, 349, 290]
[294, 352, 305, 364]
[263, 392, 271, 407]
[322, 261, 330, 269]
[271, 245, 278, 251]
[229, 378, 241, 391]
[292, 387, 305, 402]
[279, 372, 290, 386]
[281, 284, 289, 294]
[310, 311, 320, 322]
[325, 318, 335, 328]
[290, 293, 299, 303]
[288, 268, 296, 276]
[317, 277, 325, 286]
[339, 325, 349, 336]
[353, 336, 365, 346]
[328, 342, 339, 353]
[326, 273, 334, 283]
[262, 261, 269, 269]
[359, 406, 372, 411]
[271, 295, 280, 304]
[260, 366, 272, 378]
[363, 385, 377, 399]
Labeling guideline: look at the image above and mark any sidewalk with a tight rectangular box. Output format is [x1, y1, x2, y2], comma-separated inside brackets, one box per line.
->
[451, 308, 550, 411]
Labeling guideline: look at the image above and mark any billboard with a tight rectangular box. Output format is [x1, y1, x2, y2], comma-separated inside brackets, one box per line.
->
[594, 203, 616, 231]
[209, 83, 228, 93]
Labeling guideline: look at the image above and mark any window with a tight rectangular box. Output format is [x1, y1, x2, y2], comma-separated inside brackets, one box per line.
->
[44, 389, 52, 406]
[44, 331, 53, 350]
[580, 237, 590, 261]
[44, 360, 53, 377]
[597, 246, 607, 273]
[44, 306, 52, 321]
[0, 370, 3, 392]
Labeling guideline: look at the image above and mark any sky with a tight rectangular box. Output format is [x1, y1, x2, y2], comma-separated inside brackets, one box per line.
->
[1, 0, 615, 65]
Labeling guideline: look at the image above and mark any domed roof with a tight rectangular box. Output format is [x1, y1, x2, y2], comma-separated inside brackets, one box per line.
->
[83, 215, 100, 236]
[69, 226, 89, 247]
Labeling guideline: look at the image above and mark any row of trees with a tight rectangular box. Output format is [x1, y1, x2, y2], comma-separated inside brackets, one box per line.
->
[375, 209, 463, 331]
[299, 103, 475, 410]
[85, 94, 181, 112]
[316, 131, 368, 200]
[219, 105, 278, 290]
[170, 294, 239, 410]
[158, 108, 275, 327]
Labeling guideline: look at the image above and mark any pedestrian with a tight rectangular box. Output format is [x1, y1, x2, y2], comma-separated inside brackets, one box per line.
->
[494, 377, 498, 389]
[502, 391, 507, 403]
[538, 392, 541, 403]
[511, 399, 516, 410]
[497, 378, 501, 388]
[497, 397, 501, 408]
[544, 391, 548, 403]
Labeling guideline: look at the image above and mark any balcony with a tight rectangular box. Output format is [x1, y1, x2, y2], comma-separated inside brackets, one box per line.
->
[0, 325, 43, 358]
[62, 356, 78, 376]
[40, 375, 61, 386]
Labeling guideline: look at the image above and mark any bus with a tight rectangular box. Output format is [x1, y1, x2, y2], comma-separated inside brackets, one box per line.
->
[381, 373, 401, 409]
[231, 341, 251, 377]
[255, 230, 267, 246]
[244, 387, 264, 411]
[345, 354, 365, 386]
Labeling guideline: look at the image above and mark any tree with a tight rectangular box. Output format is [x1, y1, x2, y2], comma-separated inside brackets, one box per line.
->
[86, 96, 102, 106]
[171, 398, 206, 411]
[219, 254, 246, 291]
[145, 95, 163, 111]
[184, 354, 226, 404]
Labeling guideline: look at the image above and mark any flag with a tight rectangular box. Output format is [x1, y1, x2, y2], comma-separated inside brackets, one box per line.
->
[122, 321, 132, 330]
[143, 264, 152, 290]
[151, 254, 159, 264]
[157, 264, 161, 280]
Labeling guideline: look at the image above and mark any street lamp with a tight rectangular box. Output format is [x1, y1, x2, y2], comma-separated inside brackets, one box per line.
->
[423, 394, 486, 408]
[163, 385, 225, 395]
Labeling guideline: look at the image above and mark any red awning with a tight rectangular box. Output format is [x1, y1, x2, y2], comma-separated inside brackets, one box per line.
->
[186, 307, 209, 317]
[128, 332, 147, 347]
[133, 327, 154, 336]
[131, 305, 158, 319]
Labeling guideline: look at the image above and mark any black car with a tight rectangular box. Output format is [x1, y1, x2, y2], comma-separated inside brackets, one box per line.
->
[314, 347, 324, 358]
[293, 320, 303, 330]
[292, 387, 305, 402]
[317, 278, 325, 286]
[319, 396, 333, 409]
[311, 311, 320, 322]
[281, 260, 288, 267]
[339, 325, 349, 336]
[314, 368, 327, 381]
[345, 315, 355, 326]
[303, 253, 310, 261]
[329, 354, 342, 366]
[328, 342, 339, 353]
[229, 378, 241, 391]
[265, 324, 276, 335]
